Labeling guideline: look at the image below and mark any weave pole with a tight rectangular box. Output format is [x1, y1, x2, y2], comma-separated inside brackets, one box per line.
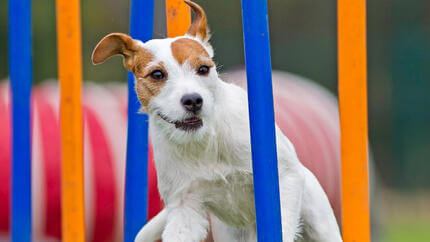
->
[9, 0, 32, 241]
[337, 0, 371, 241]
[56, 0, 86, 240]
[165, 0, 191, 37]
[241, 0, 283, 241]
[124, 0, 154, 241]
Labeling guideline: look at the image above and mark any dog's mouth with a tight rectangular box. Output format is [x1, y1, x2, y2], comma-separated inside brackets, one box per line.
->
[158, 113, 203, 131]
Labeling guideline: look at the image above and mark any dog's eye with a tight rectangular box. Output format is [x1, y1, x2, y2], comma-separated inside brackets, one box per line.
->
[197, 65, 210, 75]
[150, 70, 165, 81]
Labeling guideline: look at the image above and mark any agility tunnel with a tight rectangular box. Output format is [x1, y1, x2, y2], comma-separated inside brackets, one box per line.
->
[0, 70, 341, 241]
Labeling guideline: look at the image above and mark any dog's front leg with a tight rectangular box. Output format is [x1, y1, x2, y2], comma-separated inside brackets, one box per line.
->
[135, 208, 168, 242]
[279, 170, 305, 242]
[162, 200, 209, 242]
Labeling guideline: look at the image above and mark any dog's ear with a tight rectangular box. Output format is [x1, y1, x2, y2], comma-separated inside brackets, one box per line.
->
[184, 0, 210, 43]
[92, 33, 141, 66]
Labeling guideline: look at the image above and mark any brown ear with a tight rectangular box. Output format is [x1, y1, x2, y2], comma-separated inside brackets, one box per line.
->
[92, 33, 140, 65]
[184, 0, 210, 42]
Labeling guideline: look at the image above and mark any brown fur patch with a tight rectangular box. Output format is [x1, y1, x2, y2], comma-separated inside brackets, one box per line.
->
[133, 62, 168, 111]
[92, 33, 143, 65]
[124, 47, 167, 112]
[184, 0, 210, 42]
[124, 48, 153, 73]
[134, 76, 166, 111]
[93, 33, 166, 111]
[171, 38, 214, 70]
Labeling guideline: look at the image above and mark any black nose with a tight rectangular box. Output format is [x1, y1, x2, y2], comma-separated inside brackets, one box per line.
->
[181, 93, 203, 114]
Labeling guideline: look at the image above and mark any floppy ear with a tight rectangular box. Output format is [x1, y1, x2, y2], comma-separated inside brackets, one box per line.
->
[92, 33, 140, 66]
[184, 0, 210, 43]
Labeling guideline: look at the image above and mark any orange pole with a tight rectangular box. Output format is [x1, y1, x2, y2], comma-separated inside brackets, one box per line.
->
[56, 0, 86, 241]
[165, 0, 191, 37]
[337, 0, 370, 241]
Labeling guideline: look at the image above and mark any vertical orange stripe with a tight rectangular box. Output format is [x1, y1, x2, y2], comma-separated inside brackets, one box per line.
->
[56, 0, 86, 241]
[165, 0, 191, 37]
[337, 0, 370, 241]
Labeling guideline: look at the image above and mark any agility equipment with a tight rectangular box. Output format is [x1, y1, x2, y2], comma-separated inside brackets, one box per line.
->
[6, 0, 369, 241]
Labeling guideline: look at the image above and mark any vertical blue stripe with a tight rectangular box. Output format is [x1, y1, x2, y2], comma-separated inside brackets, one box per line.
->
[241, 0, 283, 241]
[124, 0, 154, 241]
[9, 0, 33, 241]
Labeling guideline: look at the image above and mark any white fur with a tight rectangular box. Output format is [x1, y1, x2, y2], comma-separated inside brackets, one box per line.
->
[133, 36, 342, 242]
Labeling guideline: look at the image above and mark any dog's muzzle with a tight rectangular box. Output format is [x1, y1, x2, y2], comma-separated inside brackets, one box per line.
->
[158, 113, 203, 131]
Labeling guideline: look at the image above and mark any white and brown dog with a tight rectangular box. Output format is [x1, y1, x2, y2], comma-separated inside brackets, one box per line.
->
[92, 1, 342, 241]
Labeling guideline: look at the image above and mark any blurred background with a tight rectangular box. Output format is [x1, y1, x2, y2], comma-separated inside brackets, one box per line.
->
[1, 0, 429, 241]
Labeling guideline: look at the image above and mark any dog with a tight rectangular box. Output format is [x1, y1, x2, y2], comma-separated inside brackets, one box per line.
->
[92, 1, 342, 241]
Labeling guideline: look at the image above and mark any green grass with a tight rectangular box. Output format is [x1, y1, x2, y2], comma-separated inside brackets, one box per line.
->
[381, 219, 430, 242]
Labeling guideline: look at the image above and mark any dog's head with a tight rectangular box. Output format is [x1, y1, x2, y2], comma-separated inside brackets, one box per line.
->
[92, 1, 220, 143]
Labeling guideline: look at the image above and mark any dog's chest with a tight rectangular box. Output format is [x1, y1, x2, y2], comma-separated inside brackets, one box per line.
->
[156, 144, 256, 227]
[198, 171, 256, 227]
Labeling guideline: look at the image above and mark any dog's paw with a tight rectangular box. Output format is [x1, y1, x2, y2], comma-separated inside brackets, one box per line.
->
[162, 224, 207, 242]
[134, 229, 159, 242]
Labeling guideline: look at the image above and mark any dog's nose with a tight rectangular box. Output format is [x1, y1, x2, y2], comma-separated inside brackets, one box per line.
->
[181, 93, 203, 114]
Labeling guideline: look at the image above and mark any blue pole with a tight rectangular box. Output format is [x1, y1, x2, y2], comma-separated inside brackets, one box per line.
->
[9, 0, 33, 241]
[124, 0, 154, 241]
[241, 0, 283, 241]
